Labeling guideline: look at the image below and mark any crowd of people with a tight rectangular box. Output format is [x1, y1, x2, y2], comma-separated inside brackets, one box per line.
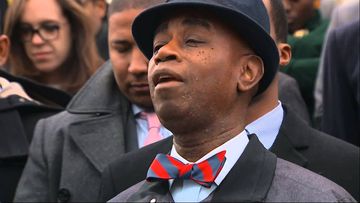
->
[0, 0, 358, 202]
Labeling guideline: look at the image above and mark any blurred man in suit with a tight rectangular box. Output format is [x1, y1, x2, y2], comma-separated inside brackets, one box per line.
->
[99, 0, 359, 201]
[281, 0, 329, 117]
[322, 20, 359, 146]
[314, 0, 359, 128]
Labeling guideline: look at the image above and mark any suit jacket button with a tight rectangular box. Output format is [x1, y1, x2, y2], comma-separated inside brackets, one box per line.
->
[150, 198, 156, 203]
[57, 188, 71, 203]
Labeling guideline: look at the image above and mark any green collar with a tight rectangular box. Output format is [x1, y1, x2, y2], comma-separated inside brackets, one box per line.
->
[304, 10, 323, 31]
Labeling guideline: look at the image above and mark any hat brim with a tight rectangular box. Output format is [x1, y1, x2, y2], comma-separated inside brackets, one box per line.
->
[132, 2, 279, 94]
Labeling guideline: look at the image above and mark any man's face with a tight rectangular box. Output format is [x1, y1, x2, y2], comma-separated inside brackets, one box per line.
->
[262, 0, 277, 40]
[109, 9, 152, 108]
[282, 0, 315, 33]
[263, 0, 292, 66]
[78, 0, 106, 34]
[148, 11, 254, 131]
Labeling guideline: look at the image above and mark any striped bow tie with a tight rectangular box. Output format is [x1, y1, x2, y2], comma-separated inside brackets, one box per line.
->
[146, 151, 226, 188]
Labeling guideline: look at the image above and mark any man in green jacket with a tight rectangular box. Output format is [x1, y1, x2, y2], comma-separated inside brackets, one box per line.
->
[282, 0, 329, 117]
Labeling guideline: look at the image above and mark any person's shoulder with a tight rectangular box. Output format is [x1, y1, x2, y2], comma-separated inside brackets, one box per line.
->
[32, 110, 76, 140]
[66, 61, 130, 113]
[267, 158, 355, 202]
[296, 114, 358, 154]
[280, 107, 359, 161]
[305, 20, 329, 42]
[333, 20, 359, 40]
[68, 61, 113, 105]
[307, 124, 359, 154]
[278, 72, 294, 82]
[278, 72, 299, 88]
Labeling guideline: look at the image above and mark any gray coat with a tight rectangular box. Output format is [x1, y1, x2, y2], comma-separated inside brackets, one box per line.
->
[14, 62, 138, 202]
[278, 72, 310, 123]
[110, 136, 355, 202]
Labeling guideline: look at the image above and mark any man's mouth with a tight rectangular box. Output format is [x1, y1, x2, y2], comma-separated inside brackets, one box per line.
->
[130, 82, 150, 92]
[152, 70, 183, 87]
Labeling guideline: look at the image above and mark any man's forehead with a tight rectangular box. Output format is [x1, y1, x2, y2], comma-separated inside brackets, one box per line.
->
[154, 11, 215, 36]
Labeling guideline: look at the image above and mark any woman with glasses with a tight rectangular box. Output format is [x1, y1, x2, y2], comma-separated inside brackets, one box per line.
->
[0, 0, 102, 201]
[4, 0, 102, 94]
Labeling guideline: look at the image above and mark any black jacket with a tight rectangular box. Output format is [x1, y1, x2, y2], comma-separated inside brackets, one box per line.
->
[0, 69, 71, 202]
[99, 105, 360, 201]
[322, 20, 360, 146]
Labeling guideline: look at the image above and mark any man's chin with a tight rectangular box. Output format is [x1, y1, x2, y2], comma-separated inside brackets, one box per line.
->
[131, 97, 153, 109]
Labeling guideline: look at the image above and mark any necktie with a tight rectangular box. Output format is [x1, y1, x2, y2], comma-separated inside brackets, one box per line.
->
[141, 112, 162, 146]
[146, 151, 226, 188]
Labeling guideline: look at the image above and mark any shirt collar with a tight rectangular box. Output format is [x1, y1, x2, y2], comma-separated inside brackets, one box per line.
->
[245, 101, 284, 149]
[132, 104, 142, 116]
[169, 130, 249, 186]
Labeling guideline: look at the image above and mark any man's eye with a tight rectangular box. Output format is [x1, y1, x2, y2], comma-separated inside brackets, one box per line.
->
[112, 43, 131, 53]
[111, 40, 132, 53]
[153, 43, 164, 54]
[185, 39, 203, 46]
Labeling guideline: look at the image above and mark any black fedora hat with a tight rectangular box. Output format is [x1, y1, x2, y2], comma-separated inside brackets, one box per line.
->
[132, 0, 279, 94]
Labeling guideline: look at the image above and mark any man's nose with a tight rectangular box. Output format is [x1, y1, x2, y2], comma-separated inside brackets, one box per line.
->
[153, 40, 180, 65]
[128, 49, 148, 74]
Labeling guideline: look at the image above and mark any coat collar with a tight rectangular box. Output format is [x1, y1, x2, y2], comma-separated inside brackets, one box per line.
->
[270, 104, 310, 167]
[66, 61, 130, 114]
[68, 113, 127, 172]
[66, 61, 135, 172]
[211, 135, 276, 202]
[126, 135, 277, 202]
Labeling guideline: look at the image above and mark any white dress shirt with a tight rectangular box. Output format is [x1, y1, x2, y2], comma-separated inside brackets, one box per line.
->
[169, 130, 249, 202]
[245, 101, 284, 149]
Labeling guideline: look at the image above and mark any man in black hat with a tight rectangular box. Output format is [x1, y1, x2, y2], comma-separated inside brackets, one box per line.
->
[109, 0, 354, 202]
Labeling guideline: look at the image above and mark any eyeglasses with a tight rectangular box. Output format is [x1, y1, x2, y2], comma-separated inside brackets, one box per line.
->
[18, 22, 64, 42]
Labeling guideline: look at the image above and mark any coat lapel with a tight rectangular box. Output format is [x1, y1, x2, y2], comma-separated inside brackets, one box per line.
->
[270, 105, 310, 167]
[69, 113, 129, 172]
[66, 62, 137, 172]
[211, 135, 277, 202]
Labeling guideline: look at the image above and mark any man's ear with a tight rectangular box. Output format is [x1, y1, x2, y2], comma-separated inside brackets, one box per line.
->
[277, 42, 291, 67]
[0, 35, 10, 66]
[237, 55, 264, 93]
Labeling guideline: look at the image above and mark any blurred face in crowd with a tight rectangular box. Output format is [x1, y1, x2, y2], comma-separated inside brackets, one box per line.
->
[109, 9, 152, 109]
[263, 0, 277, 40]
[20, 0, 72, 73]
[149, 10, 262, 132]
[77, 0, 107, 34]
[263, 0, 291, 65]
[282, 0, 315, 33]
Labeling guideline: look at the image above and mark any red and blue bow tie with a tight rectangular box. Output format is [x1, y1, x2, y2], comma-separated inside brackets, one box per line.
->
[146, 151, 226, 188]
